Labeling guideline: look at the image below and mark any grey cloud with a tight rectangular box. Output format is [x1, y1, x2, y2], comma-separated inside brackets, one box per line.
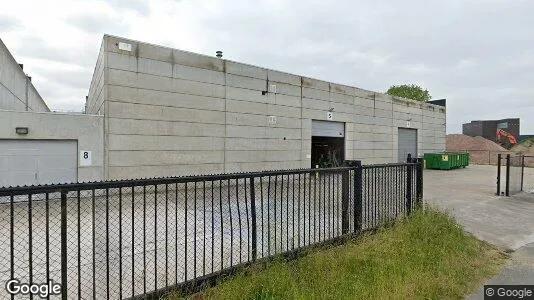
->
[31, 74, 89, 112]
[11, 0, 534, 134]
[13, 35, 97, 68]
[33, 67, 92, 91]
[10, 35, 99, 111]
[194, 0, 534, 133]
[102, 0, 150, 16]
[67, 14, 128, 34]
[30, 78, 87, 112]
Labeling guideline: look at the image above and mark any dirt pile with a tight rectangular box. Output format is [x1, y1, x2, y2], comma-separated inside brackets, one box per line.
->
[511, 139, 534, 155]
[446, 135, 534, 167]
[511, 139, 534, 167]
[446, 134, 507, 151]
[446, 134, 509, 165]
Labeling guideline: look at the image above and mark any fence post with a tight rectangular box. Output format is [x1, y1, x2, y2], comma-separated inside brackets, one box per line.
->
[249, 177, 257, 261]
[416, 157, 424, 208]
[521, 155, 525, 192]
[353, 161, 363, 233]
[496, 154, 501, 196]
[60, 190, 68, 300]
[341, 169, 350, 234]
[406, 154, 413, 215]
[505, 154, 511, 197]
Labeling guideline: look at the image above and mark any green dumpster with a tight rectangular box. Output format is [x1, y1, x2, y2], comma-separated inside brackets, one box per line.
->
[424, 152, 469, 170]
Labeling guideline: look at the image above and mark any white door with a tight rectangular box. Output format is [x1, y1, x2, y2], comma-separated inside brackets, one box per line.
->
[312, 120, 345, 137]
[0, 140, 77, 187]
[398, 128, 418, 162]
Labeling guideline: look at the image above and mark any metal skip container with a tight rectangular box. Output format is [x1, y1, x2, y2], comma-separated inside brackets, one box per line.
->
[424, 152, 469, 170]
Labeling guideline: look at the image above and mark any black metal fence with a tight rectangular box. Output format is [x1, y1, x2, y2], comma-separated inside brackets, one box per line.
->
[496, 154, 530, 196]
[0, 158, 423, 299]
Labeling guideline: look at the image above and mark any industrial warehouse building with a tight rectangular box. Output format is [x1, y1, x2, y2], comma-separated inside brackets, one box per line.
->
[0, 35, 446, 187]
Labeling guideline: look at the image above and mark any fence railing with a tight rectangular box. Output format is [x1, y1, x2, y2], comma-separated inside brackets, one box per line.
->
[457, 149, 534, 167]
[453, 149, 509, 166]
[0, 158, 423, 299]
[496, 154, 532, 196]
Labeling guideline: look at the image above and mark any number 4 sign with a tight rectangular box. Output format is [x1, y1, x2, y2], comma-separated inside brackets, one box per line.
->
[80, 150, 92, 166]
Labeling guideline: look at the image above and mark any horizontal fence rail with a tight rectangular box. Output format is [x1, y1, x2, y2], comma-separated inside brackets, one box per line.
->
[460, 149, 534, 167]
[0, 159, 423, 299]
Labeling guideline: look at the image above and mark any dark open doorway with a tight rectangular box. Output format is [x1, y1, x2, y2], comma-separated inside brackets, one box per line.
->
[311, 136, 345, 168]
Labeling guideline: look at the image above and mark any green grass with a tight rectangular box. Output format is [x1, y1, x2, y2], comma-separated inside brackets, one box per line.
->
[168, 208, 507, 300]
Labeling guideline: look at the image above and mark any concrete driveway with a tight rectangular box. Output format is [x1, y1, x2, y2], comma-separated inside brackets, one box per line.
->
[469, 242, 534, 299]
[424, 164, 534, 251]
[424, 165, 534, 299]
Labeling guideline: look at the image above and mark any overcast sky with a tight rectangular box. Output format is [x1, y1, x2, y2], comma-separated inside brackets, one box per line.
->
[1, 0, 533, 134]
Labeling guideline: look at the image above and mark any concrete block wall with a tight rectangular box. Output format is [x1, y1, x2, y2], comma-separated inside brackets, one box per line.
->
[86, 41, 106, 115]
[99, 36, 227, 179]
[0, 110, 104, 182]
[224, 62, 303, 173]
[88, 35, 446, 179]
[391, 97, 446, 163]
[0, 39, 49, 112]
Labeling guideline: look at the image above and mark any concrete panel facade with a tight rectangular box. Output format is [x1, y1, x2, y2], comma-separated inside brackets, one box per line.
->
[0, 110, 104, 182]
[86, 40, 106, 115]
[0, 39, 49, 112]
[87, 34, 446, 179]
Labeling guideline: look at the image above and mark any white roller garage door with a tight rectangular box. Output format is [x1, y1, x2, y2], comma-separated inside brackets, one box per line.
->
[312, 120, 345, 137]
[0, 140, 77, 187]
[398, 128, 417, 162]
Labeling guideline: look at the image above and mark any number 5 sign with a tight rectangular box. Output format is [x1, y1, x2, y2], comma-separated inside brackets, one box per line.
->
[80, 150, 92, 166]
[327, 112, 334, 120]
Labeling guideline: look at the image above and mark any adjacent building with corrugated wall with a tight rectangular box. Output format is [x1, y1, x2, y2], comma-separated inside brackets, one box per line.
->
[86, 35, 446, 180]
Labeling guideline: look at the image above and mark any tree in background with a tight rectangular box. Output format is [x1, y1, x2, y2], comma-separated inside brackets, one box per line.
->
[386, 84, 431, 102]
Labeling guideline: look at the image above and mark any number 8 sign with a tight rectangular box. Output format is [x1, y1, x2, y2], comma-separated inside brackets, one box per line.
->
[80, 150, 92, 166]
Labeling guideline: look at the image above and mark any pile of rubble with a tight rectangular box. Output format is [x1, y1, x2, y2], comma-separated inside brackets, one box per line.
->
[446, 134, 509, 165]
[446, 134, 534, 166]
[511, 139, 534, 154]
[511, 139, 534, 166]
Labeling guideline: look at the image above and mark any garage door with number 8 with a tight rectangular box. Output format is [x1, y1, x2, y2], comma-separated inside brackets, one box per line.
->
[0, 140, 77, 187]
